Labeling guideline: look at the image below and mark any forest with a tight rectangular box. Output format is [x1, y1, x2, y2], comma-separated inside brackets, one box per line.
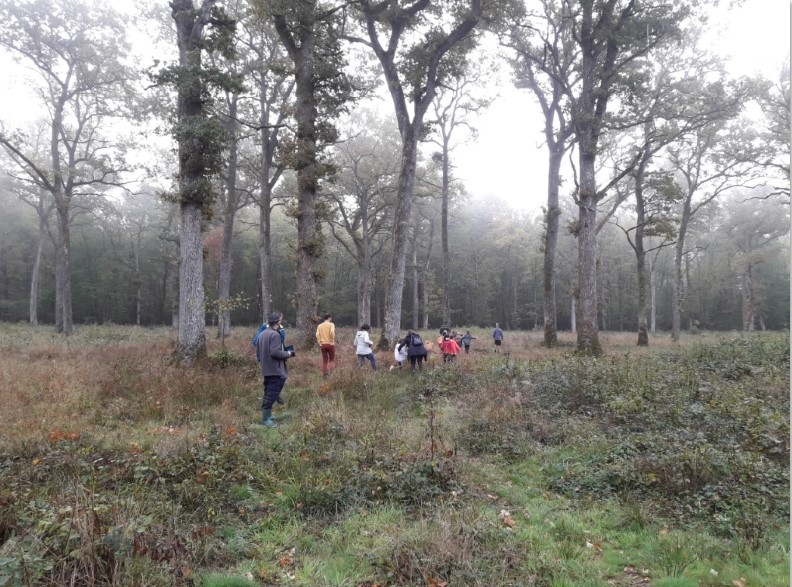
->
[0, 2, 789, 585]
[0, 0, 788, 362]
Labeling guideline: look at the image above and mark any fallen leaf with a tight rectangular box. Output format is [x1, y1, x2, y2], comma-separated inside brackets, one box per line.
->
[732, 579, 746, 587]
[499, 509, 516, 528]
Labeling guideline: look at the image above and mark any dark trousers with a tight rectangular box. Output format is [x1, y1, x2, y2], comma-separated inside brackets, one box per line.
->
[357, 353, 377, 370]
[262, 375, 287, 410]
[408, 355, 425, 371]
[320, 343, 336, 375]
[464, 344, 470, 354]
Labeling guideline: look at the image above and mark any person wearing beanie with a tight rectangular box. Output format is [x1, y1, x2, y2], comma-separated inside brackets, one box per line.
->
[257, 312, 295, 427]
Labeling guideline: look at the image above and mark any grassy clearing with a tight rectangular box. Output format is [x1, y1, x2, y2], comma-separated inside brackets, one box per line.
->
[0, 324, 788, 586]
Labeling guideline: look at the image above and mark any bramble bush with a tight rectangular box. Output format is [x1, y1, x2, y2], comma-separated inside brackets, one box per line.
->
[524, 335, 789, 542]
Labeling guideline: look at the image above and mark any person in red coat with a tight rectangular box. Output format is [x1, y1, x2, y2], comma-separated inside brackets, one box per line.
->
[440, 335, 461, 364]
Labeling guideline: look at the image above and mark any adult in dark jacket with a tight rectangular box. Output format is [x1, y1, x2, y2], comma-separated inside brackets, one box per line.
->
[397, 330, 428, 373]
[257, 312, 295, 427]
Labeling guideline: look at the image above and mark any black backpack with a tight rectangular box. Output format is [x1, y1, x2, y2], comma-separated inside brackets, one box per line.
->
[411, 333, 424, 347]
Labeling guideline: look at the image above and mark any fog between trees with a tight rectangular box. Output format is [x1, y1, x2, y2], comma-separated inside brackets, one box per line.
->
[0, 0, 788, 359]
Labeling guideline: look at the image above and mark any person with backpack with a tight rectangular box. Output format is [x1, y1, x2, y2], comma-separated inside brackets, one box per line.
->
[257, 312, 295, 427]
[398, 329, 428, 373]
[353, 324, 377, 370]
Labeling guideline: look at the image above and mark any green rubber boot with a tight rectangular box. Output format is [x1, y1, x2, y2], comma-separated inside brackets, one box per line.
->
[262, 408, 276, 427]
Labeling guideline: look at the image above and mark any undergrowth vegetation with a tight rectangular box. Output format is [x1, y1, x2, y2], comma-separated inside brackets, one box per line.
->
[0, 324, 788, 586]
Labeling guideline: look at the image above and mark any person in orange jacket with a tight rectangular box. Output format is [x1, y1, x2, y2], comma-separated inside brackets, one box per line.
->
[439, 334, 461, 363]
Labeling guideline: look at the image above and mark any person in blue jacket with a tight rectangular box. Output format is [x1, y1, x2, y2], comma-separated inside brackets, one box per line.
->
[492, 323, 504, 353]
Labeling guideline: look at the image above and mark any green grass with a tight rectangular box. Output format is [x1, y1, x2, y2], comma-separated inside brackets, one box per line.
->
[0, 325, 787, 586]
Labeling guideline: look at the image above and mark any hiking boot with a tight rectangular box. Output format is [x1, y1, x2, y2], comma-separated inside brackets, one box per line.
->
[263, 418, 278, 428]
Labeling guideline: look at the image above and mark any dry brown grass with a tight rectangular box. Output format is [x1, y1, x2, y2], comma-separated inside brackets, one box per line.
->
[0, 324, 258, 450]
[0, 322, 735, 450]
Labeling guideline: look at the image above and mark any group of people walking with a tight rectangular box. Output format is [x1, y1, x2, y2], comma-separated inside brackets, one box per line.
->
[254, 312, 506, 426]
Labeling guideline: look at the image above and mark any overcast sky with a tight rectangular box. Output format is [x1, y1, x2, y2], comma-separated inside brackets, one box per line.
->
[452, 0, 791, 214]
[0, 0, 788, 216]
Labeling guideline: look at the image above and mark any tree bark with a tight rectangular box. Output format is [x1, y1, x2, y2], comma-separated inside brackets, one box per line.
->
[381, 130, 419, 346]
[29, 199, 47, 326]
[357, 257, 373, 327]
[672, 197, 692, 342]
[741, 264, 756, 331]
[634, 162, 649, 347]
[55, 204, 73, 334]
[575, 161, 602, 355]
[411, 233, 420, 329]
[217, 95, 239, 340]
[172, 0, 215, 364]
[178, 204, 206, 363]
[543, 150, 563, 345]
[422, 218, 435, 330]
[273, 7, 322, 350]
[133, 228, 142, 326]
[649, 262, 657, 334]
[441, 144, 451, 326]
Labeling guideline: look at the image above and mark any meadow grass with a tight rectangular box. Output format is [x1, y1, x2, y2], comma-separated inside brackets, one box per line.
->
[0, 323, 787, 586]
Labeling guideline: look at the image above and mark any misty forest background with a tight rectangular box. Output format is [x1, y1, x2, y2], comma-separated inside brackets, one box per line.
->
[0, 0, 788, 352]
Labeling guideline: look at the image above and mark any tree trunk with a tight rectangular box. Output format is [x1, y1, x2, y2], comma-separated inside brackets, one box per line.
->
[570, 293, 577, 333]
[29, 204, 47, 325]
[55, 205, 73, 334]
[380, 130, 419, 348]
[172, 0, 216, 364]
[178, 203, 207, 363]
[277, 14, 321, 349]
[441, 144, 450, 326]
[649, 263, 657, 334]
[357, 257, 372, 326]
[259, 164, 274, 322]
[421, 218, 434, 330]
[411, 235, 420, 329]
[576, 167, 602, 354]
[217, 96, 239, 340]
[672, 198, 692, 342]
[543, 149, 563, 346]
[634, 163, 649, 346]
[134, 229, 142, 326]
[741, 264, 756, 331]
